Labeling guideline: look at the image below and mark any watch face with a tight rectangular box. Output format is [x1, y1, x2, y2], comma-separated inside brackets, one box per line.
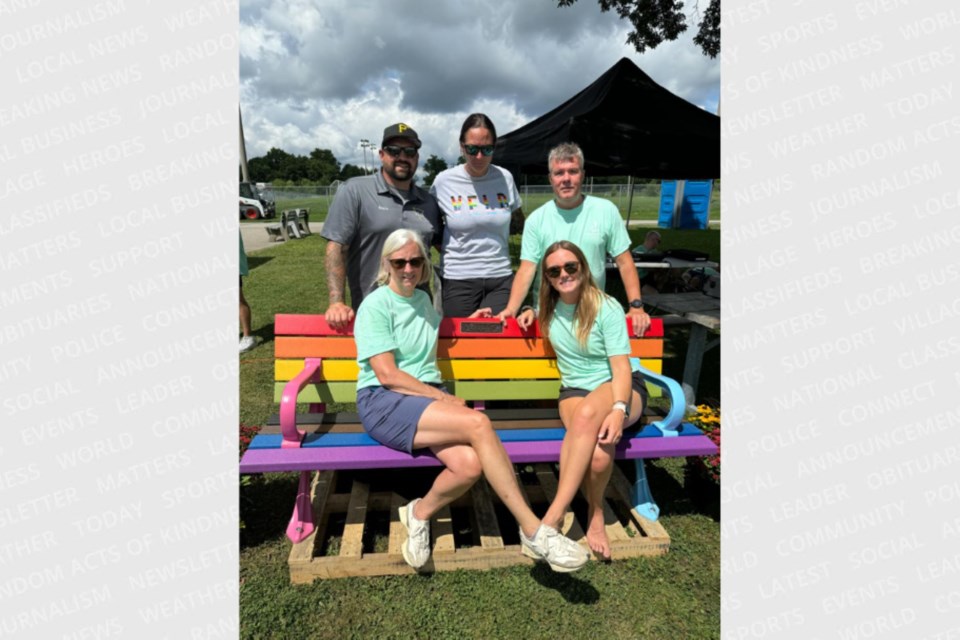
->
[630, 299, 643, 308]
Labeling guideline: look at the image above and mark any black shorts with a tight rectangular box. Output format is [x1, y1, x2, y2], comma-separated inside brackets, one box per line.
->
[441, 274, 513, 317]
[558, 369, 649, 410]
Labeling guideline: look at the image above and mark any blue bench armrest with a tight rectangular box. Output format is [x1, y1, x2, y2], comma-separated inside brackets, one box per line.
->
[632, 357, 684, 437]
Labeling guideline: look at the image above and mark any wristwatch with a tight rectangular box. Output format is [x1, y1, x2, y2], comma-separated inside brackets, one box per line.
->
[612, 401, 629, 414]
[629, 299, 643, 309]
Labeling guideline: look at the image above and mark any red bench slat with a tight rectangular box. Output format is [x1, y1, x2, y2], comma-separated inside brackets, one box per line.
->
[274, 314, 664, 338]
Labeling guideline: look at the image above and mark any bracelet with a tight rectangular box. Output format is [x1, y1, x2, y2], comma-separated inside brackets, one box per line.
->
[519, 305, 534, 315]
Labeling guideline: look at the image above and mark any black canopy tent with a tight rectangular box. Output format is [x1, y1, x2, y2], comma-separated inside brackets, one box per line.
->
[494, 58, 720, 180]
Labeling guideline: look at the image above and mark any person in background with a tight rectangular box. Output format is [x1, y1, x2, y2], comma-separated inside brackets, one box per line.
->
[430, 113, 523, 317]
[497, 142, 650, 336]
[321, 123, 442, 328]
[239, 231, 257, 353]
[535, 240, 647, 560]
[634, 230, 662, 293]
[354, 228, 588, 573]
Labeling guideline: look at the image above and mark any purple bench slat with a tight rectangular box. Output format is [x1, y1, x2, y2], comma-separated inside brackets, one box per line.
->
[246, 421, 707, 450]
[238, 435, 718, 474]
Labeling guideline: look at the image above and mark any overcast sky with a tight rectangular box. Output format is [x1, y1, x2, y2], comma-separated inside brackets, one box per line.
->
[239, 0, 720, 174]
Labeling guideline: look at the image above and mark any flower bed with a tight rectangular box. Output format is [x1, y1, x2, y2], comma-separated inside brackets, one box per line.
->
[239, 424, 260, 457]
[686, 404, 721, 484]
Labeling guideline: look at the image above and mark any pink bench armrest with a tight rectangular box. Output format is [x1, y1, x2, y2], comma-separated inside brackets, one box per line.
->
[280, 357, 322, 448]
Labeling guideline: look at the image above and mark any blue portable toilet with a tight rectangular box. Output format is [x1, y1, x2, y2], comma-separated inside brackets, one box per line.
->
[680, 180, 713, 229]
[658, 180, 713, 229]
[657, 181, 677, 227]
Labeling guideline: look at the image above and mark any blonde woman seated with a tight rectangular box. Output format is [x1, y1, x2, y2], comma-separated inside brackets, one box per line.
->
[354, 228, 588, 573]
[521, 240, 647, 560]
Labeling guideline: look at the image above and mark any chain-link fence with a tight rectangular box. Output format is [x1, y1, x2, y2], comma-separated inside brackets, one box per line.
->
[270, 181, 720, 223]
[517, 182, 663, 215]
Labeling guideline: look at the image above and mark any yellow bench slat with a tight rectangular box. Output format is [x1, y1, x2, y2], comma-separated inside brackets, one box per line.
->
[275, 358, 662, 382]
[273, 359, 663, 404]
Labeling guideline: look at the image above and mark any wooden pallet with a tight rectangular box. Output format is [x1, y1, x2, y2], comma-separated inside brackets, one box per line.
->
[288, 463, 670, 582]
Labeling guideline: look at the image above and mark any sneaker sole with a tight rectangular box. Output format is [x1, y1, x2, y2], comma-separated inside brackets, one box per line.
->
[398, 504, 427, 570]
[521, 544, 588, 573]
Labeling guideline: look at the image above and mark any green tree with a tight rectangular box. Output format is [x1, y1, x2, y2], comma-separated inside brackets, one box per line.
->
[307, 148, 341, 184]
[339, 163, 367, 180]
[422, 154, 448, 186]
[558, 0, 719, 58]
[246, 147, 348, 184]
[247, 147, 296, 182]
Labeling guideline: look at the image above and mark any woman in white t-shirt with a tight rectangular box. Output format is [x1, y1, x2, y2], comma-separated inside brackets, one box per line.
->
[430, 114, 524, 317]
[534, 240, 648, 560]
[353, 228, 587, 574]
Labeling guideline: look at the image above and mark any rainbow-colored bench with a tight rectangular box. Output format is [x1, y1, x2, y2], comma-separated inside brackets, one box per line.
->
[240, 314, 718, 552]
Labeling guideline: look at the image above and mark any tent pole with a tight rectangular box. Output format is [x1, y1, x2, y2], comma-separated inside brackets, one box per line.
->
[672, 180, 686, 228]
[625, 176, 634, 229]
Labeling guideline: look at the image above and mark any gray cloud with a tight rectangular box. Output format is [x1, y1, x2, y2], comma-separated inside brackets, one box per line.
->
[240, 0, 720, 169]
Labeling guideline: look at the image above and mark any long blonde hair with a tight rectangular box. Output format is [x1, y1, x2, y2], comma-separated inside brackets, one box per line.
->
[537, 240, 605, 347]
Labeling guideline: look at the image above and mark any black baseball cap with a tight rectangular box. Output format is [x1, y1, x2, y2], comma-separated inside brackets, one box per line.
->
[381, 123, 422, 148]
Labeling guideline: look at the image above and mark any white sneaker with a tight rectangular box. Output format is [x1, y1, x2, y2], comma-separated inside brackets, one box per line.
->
[399, 498, 431, 569]
[239, 336, 257, 353]
[520, 524, 589, 573]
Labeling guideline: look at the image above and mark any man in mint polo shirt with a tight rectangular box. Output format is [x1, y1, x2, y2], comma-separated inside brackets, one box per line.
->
[321, 123, 442, 328]
[498, 142, 651, 336]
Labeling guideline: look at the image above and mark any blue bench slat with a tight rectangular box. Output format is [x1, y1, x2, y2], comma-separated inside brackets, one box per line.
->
[246, 422, 707, 450]
[239, 433, 717, 474]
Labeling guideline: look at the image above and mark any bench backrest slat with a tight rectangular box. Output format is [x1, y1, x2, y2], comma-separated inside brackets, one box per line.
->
[275, 337, 663, 359]
[275, 357, 665, 382]
[272, 314, 666, 405]
[274, 314, 664, 338]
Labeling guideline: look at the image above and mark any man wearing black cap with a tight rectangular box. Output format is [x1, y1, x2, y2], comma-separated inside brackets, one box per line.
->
[321, 123, 442, 328]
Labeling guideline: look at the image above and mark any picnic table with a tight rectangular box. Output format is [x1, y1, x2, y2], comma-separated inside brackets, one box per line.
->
[604, 256, 720, 271]
[641, 291, 720, 397]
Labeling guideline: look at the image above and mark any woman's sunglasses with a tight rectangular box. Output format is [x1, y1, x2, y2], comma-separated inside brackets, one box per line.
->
[545, 261, 580, 279]
[383, 145, 418, 158]
[389, 257, 425, 269]
[463, 144, 495, 156]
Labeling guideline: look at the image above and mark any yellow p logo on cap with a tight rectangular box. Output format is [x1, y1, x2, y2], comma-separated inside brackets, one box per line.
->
[398, 123, 408, 132]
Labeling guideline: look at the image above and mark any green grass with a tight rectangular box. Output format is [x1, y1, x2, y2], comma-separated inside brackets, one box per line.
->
[240, 231, 720, 639]
[241, 184, 720, 226]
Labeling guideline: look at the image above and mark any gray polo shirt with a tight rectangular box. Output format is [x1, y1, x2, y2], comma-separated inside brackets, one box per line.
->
[321, 170, 442, 310]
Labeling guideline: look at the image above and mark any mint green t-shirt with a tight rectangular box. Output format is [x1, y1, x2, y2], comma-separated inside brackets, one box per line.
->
[547, 295, 639, 390]
[520, 195, 631, 304]
[354, 286, 442, 389]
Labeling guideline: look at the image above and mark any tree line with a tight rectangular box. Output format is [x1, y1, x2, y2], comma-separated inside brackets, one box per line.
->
[242, 147, 455, 186]
[243, 147, 648, 188]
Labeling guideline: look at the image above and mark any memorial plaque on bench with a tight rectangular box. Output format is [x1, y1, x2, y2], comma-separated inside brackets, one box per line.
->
[459, 321, 504, 335]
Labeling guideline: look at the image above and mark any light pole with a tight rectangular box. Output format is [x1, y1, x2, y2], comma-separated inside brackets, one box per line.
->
[359, 139, 372, 174]
[239, 105, 250, 182]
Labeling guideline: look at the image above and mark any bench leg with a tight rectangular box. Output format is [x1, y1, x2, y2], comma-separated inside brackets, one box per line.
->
[631, 459, 660, 522]
[286, 471, 315, 543]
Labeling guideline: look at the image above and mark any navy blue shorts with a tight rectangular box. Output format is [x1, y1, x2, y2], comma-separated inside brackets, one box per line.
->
[558, 369, 649, 410]
[356, 384, 447, 454]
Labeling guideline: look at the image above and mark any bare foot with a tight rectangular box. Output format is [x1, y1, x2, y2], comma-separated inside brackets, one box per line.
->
[585, 505, 611, 560]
